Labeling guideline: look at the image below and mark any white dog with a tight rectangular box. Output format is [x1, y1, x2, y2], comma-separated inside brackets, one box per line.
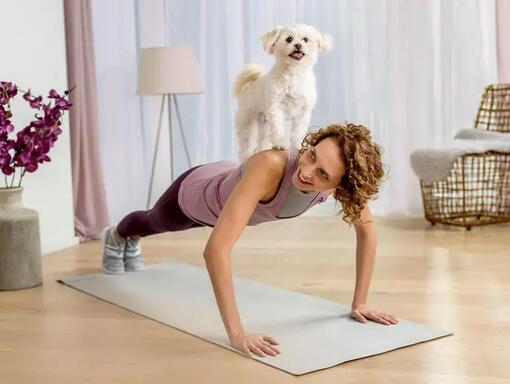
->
[234, 24, 332, 162]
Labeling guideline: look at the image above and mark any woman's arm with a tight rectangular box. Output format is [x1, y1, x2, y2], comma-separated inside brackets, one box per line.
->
[351, 204, 376, 308]
[203, 151, 284, 356]
[350, 205, 399, 325]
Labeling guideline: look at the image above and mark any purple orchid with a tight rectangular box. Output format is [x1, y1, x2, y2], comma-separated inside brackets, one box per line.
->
[0, 81, 74, 188]
[23, 90, 43, 109]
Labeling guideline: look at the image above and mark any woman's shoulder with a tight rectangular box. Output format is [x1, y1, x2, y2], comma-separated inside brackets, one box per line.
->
[241, 148, 290, 203]
[245, 147, 289, 175]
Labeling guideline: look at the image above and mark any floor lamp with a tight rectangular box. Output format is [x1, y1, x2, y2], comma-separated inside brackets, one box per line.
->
[137, 46, 204, 209]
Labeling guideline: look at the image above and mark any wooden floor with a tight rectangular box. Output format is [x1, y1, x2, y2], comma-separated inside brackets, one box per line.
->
[1, 216, 509, 383]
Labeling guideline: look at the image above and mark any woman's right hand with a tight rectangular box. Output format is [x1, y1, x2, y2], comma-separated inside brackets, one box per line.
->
[229, 332, 281, 358]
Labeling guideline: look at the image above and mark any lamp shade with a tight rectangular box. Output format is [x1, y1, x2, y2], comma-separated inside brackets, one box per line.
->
[136, 46, 204, 95]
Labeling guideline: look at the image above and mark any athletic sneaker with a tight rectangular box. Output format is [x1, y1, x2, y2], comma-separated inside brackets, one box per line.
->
[101, 225, 127, 274]
[124, 236, 145, 272]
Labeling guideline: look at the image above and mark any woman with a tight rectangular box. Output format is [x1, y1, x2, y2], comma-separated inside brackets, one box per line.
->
[101, 122, 399, 359]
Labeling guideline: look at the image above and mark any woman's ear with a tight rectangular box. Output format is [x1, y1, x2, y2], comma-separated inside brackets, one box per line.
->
[261, 25, 283, 54]
[317, 31, 333, 52]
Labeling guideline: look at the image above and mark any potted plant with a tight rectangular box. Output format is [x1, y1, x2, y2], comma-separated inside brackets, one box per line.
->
[0, 81, 73, 290]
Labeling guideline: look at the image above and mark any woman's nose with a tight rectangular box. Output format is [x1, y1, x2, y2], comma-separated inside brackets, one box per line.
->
[301, 167, 313, 180]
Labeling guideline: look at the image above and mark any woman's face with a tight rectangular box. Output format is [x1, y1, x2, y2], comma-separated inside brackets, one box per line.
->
[292, 137, 346, 193]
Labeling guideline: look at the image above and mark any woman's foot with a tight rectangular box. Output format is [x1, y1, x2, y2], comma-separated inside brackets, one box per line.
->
[124, 236, 145, 272]
[101, 225, 127, 274]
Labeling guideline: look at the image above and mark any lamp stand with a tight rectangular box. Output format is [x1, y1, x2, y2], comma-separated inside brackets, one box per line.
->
[146, 94, 193, 209]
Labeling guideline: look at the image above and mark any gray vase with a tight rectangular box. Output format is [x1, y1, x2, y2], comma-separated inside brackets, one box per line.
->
[0, 186, 43, 290]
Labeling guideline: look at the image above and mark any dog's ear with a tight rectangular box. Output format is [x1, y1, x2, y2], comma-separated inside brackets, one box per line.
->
[317, 31, 333, 52]
[261, 25, 283, 54]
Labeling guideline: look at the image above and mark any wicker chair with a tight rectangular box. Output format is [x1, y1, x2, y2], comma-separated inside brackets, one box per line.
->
[417, 84, 510, 230]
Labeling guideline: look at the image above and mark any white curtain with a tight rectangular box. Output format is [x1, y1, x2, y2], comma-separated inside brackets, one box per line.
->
[91, 0, 497, 224]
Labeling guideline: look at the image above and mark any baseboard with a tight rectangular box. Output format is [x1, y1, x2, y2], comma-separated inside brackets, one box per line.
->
[42, 236, 80, 256]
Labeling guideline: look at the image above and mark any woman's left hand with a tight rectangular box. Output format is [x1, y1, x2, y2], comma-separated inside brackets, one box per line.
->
[350, 304, 399, 325]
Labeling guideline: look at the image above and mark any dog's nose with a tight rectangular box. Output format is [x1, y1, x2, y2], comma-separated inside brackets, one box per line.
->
[294, 43, 302, 50]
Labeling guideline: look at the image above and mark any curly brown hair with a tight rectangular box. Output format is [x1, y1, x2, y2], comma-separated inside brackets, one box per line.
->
[299, 123, 385, 224]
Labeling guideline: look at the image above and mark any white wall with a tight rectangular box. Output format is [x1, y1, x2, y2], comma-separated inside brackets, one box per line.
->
[0, 0, 78, 255]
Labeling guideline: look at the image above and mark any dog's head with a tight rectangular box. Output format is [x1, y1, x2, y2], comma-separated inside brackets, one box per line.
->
[261, 24, 332, 66]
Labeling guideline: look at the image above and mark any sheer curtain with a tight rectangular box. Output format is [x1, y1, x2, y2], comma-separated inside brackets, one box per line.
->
[91, 0, 497, 224]
[497, 0, 510, 82]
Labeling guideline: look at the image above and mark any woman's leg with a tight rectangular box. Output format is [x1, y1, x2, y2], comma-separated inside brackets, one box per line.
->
[116, 165, 205, 239]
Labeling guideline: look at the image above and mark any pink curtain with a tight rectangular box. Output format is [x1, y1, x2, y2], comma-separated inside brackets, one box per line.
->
[497, 0, 510, 82]
[63, 0, 110, 242]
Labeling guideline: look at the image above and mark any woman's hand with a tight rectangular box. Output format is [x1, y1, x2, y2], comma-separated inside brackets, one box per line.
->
[350, 304, 399, 325]
[229, 332, 281, 358]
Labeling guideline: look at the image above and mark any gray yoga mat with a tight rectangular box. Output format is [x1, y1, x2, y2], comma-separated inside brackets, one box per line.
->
[57, 261, 452, 375]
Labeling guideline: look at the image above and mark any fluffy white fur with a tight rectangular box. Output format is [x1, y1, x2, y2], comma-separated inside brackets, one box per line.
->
[234, 24, 333, 162]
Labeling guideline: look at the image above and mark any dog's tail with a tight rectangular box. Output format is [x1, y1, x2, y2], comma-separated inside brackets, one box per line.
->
[233, 63, 264, 98]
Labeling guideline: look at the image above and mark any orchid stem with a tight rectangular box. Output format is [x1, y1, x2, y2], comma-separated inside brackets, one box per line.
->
[17, 169, 26, 187]
[9, 168, 15, 188]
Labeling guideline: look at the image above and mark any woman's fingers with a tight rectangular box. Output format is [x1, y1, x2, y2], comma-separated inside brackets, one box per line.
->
[367, 312, 389, 324]
[263, 335, 280, 345]
[258, 343, 279, 356]
[242, 345, 253, 358]
[249, 344, 266, 357]
[352, 309, 399, 325]
[260, 340, 281, 354]
[247, 337, 281, 357]
[370, 312, 391, 325]
[357, 310, 389, 325]
[380, 313, 399, 324]
[233, 333, 281, 358]
[376, 312, 397, 324]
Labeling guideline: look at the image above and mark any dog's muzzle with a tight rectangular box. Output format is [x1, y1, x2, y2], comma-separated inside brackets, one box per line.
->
[288, 50, 305, 60]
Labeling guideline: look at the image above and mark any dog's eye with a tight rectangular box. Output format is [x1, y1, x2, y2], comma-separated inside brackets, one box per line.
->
[285, 36, 293, 43]
[303, 37, 309, 43]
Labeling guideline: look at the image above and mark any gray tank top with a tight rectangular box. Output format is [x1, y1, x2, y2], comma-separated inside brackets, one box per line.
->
[276, 179, 318, 218]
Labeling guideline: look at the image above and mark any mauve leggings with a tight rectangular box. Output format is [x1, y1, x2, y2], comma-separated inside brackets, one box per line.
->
[116, 165, 205, 238]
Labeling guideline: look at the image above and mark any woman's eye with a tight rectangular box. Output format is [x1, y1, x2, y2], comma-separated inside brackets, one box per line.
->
[303, 37, 309, 43]
[286, 36, 293, 43]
